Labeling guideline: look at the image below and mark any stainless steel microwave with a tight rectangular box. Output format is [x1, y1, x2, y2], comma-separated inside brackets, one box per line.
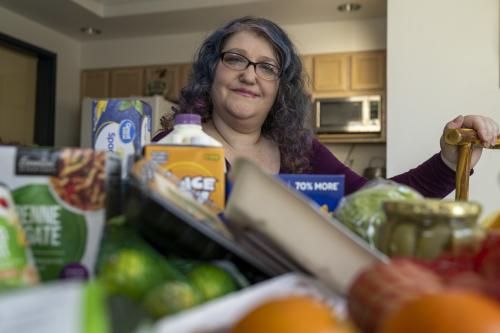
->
[314, 95, 382, 134]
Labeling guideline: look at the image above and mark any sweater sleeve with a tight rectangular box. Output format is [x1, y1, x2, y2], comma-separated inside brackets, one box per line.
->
[309, 139, 456, 198]
[309, 139, 369, 195]
[390, 153, 456, 198]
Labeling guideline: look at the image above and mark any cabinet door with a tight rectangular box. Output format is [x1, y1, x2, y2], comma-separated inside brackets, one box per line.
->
[110, 68, 144, 97]
[165, 65, 182, 102]
[351, 51, 385, 91]
[178, 63, 192, 98]
[144, 65, 180, 102]
[300, 55, 314, 95]
[80, 70, 110, 98]
[313, 54, 349, 92]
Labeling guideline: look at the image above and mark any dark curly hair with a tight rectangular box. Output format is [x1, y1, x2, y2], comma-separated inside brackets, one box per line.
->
[177, 16, 313, 173]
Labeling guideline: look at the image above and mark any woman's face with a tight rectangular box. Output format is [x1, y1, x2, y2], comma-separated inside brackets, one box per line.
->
[210, 30, 280, 133]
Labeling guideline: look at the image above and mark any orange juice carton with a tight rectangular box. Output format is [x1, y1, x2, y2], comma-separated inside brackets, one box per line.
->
[144, 144, 225, 211]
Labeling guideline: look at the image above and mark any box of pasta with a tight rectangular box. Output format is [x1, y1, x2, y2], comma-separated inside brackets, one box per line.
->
[0, 146, 121, 281]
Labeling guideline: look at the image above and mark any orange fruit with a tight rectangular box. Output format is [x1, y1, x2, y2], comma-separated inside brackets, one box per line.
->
[378, 291, 500, 333]
[230, 295, 340, 333]
[347, 259, 443, 333]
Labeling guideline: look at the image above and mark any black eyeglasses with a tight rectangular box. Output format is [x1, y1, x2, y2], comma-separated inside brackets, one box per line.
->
[220, 52, 281, 81]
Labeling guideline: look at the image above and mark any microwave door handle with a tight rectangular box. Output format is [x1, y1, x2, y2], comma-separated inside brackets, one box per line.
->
[315, 101, 321, 128]
[362, 101, 369, 123]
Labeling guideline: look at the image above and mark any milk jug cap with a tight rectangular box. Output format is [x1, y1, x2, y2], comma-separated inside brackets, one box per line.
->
[174, 113, 201, 125]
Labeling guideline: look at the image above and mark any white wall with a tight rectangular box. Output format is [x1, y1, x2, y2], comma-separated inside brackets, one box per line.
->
[81, 31, 206, 68]
[288, 18, 387, 55]
[0, 7, 82, 147]
[387, 0, 500, 216]
[82, 18, 387, 68]
[324, 143, 387, 176]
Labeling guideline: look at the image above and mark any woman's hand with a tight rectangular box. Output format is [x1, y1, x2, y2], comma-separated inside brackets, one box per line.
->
[440, 115, 499, 170]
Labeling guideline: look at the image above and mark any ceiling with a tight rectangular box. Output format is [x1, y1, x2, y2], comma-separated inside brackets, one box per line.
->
[0, 0, 386, 41]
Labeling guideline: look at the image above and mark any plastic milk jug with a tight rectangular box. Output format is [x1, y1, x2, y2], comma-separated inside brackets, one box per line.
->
[158, 113, 222, 147]
[146, 113, 225, 211]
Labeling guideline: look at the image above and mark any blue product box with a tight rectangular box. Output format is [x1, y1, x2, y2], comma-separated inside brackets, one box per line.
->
[92, 99, 152, 176]
[277, 174, 345, 214]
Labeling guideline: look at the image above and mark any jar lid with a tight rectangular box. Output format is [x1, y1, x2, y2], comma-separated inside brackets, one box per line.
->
[174, 113, 201, 125]
[383, 199, 482, 218]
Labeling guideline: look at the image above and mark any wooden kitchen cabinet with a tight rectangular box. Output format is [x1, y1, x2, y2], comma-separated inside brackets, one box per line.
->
[313, 53, 350, 92]
[143, 63, 193, 103]
[81, 64, 191, 102]
[80, 70, 110, 98]
[110, 68, 144, 97]
[165, 65, 182, 102]
[178, 63, 192, 95]
[311, 50, 385, 95]
[144, 65, 181, 102]
[351, 51, 385, 91]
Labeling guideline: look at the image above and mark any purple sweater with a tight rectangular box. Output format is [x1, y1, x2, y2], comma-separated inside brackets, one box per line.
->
[308, 139, 456, 197]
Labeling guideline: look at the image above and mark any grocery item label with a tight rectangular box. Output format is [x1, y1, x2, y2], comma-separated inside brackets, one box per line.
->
[0, 147, 118, 281]
[92, 99, 152, 178]
[94, 122, 135, 158]
[13, 184, 87, 280]
[143, 145, 225, 211]
[15, 148, 60, 176]
[278, 174, 345, 214]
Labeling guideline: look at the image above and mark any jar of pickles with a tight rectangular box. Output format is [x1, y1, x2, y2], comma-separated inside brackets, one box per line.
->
[378, 199, 484, 259]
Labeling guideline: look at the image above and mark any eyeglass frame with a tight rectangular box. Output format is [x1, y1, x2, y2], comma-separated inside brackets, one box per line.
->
[219, 51, 281, 81]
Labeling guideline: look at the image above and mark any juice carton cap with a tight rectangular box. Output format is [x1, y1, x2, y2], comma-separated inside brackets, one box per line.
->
[175, 113, 201, 125]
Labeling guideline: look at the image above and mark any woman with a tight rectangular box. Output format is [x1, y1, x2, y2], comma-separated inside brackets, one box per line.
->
[154, 16, 499, 197]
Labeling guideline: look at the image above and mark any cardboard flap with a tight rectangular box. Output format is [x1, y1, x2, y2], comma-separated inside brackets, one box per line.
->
[225, 157, 388, 293]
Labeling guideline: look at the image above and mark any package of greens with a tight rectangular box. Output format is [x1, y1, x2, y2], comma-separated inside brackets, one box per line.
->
[0, 184, 39, 291]
[0, 147, 121, 281]
[334, 179, 422, 249]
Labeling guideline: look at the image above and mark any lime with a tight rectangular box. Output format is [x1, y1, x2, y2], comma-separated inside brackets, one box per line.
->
[96, 217, 155, 274]
[142, 280, 203, 319]
[99, 248, 171, 301]
[187, 264, 237, 301]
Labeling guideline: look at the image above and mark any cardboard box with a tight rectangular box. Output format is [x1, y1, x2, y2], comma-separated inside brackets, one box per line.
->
[278, 174, 345, 214]
[143, 144, 225, 211]
[0, 147, 121, 281]
[225, 158, 387, 293]
[92, 99, 152, 177]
